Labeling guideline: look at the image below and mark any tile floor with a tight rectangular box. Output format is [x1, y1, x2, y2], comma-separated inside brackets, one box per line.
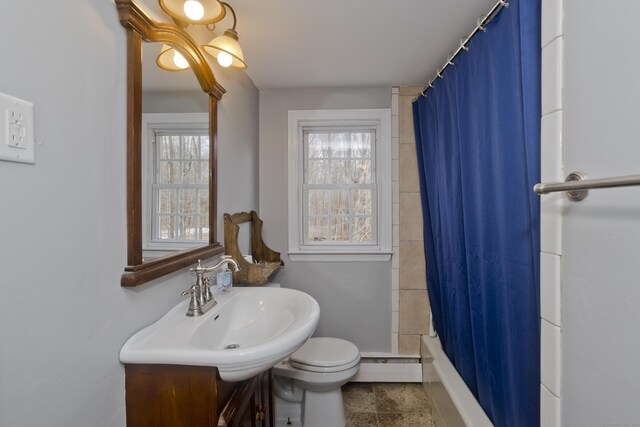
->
[342, 382, 436, 427]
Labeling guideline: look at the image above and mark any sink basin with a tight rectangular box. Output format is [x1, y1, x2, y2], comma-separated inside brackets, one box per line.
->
[120, 287, 320, 381]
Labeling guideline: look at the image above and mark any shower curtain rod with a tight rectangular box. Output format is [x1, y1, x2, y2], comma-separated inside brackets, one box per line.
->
[413, 0, 510, 101]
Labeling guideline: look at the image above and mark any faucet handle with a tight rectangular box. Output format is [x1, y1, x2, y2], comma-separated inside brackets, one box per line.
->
[181, 284, 198, 297]
[181, 284, 202, 317]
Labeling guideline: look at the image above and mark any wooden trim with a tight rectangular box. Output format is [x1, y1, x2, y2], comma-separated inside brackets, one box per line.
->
[115, 0, 225, 99]
[210, 97, 218, 244]
[122, 244, 224, 287]
[117, 0, 226, 287]
[127, 29, 143, 267]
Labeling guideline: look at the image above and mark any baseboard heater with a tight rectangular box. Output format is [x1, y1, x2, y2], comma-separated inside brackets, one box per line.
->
[350, 352, 423, 383]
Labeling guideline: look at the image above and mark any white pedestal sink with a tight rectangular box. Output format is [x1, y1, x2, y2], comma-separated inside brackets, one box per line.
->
[120, 287, 320, 381]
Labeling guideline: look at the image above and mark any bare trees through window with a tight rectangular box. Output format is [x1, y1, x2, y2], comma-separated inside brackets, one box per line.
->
[154, 132, 209, 242]
[304, 130, 375, 243]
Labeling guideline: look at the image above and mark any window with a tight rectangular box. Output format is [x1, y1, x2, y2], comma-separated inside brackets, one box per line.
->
[288, 109, 392, 261]
[142, 113, 209, 256]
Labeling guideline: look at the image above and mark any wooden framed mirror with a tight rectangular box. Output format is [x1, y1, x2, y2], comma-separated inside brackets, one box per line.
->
[116, 0, 225, 286]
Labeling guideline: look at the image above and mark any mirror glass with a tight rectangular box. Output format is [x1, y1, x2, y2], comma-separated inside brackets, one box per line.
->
[141, 42, 211, 260]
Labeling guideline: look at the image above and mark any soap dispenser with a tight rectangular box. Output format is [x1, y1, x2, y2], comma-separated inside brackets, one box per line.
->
[216, 255, 234, 293]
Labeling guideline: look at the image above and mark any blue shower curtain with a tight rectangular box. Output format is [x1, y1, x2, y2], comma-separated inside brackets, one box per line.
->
[412, 1, 540, 426]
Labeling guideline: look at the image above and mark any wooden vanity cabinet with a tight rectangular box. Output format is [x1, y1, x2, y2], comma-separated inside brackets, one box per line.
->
[124, 364, 273, 427]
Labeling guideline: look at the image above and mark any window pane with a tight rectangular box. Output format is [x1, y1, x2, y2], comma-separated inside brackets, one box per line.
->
[182, 160, 198, 184]
[180, 189, 197, 214]
[352, 217, 372, 242]
[329, 133, 348, 158]
[350, 160, 371, 184]
[160, 160, 180, 184]
[159, 215, 176, 239]
[182, 135, 200, 159]
[308, 217, 329, 242]
[331, 190, 348, 215]
[308, 190, 329, 215]
[307, 133, 329, 158]
[330, 159, 349, 184]
[179, 216, 197, 240]
[159, 189, 177, 214]
[199, 161, 209, 184]
[331, 217, 349, 241]
[300, 125, 379, 247]
[201, 136, 210, 158]
[308, 160, 329, 184]
[200, 215, 209, 240]
[198, 190, 209, 215]
[352, 189, 372, 215]
[159, 135, 180, 159]
[352, 132, 372, 158]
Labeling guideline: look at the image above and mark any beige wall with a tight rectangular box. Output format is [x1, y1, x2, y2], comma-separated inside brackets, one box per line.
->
[397, 87, 430, 355]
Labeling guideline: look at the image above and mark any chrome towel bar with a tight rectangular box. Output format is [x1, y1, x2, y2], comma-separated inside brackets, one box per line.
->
[534, 171, 640, 201]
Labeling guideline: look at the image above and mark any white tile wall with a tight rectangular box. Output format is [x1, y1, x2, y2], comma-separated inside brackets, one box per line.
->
[541, 0, 563, 48]
[541, 38, 564, 115]
[541, 384, 561, 427]
[541, 194, 563, 255]
[541, 1, 564, 423]
[392, 94, 399, 116]
[392, 115, 399, 141]
[393, 224, 400, 247]
[391, 88, 400, 354]
[393, 136, 400, 159]
[392, 159, 400, 182]
[541, 252, 562, 326]
[541, 111, 563, 182]
[392, 311, 399, 333]
[541, 319, 562, 397]
[393, 202, 400, 225]
[392, 246, 399, 269]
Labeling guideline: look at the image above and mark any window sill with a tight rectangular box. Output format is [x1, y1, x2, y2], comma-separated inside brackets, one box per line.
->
[288, 251, 392, 262]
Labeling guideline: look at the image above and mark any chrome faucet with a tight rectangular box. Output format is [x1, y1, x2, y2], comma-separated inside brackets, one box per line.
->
[181, 256, 240, 317]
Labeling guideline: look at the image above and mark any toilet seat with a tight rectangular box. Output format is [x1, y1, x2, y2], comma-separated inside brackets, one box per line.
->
[289, 337, 360, 373]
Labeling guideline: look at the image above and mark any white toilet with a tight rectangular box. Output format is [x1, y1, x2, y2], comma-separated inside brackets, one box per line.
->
[273, 337, 360, 427]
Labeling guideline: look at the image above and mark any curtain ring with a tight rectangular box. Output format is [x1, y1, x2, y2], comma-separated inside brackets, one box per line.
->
[498, 0, 509, 7]
[477, 15, 487, 32]
[428, 82, 434, 88]
[447, 57, 455, 66]
[460, 38, 469, 51]
[436, 70, 444, 79]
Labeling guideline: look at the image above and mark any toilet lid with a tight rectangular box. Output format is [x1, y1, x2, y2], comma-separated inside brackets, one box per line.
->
[290, 337, 360, 373]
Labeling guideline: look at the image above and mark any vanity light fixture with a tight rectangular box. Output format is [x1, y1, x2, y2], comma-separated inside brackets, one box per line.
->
[159, 0, 226, 25]
[202, 2, 247, 69]
[156, 44, 191, 71]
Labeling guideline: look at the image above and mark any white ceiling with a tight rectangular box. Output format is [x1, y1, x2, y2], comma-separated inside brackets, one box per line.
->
[138, 0, 497, 90]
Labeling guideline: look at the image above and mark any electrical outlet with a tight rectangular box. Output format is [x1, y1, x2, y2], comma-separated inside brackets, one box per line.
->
[0, 93, 35, 164]
[7, 110, 27, 149]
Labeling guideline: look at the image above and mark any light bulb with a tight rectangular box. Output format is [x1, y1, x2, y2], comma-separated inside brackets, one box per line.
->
[173, 51, 189, 69]
[217, 51, 233, 68]
[183, 0, 205, 20]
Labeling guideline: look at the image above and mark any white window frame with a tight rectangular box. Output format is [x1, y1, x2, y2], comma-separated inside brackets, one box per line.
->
[287, 109, 392, 262]
[142, 113, 209, 259]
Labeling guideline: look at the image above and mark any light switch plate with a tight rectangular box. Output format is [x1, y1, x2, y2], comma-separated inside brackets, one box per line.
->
[0, 93, 35, 164]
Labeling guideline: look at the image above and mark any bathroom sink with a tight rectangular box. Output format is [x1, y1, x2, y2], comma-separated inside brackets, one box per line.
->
[120, 287, 320, 381]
